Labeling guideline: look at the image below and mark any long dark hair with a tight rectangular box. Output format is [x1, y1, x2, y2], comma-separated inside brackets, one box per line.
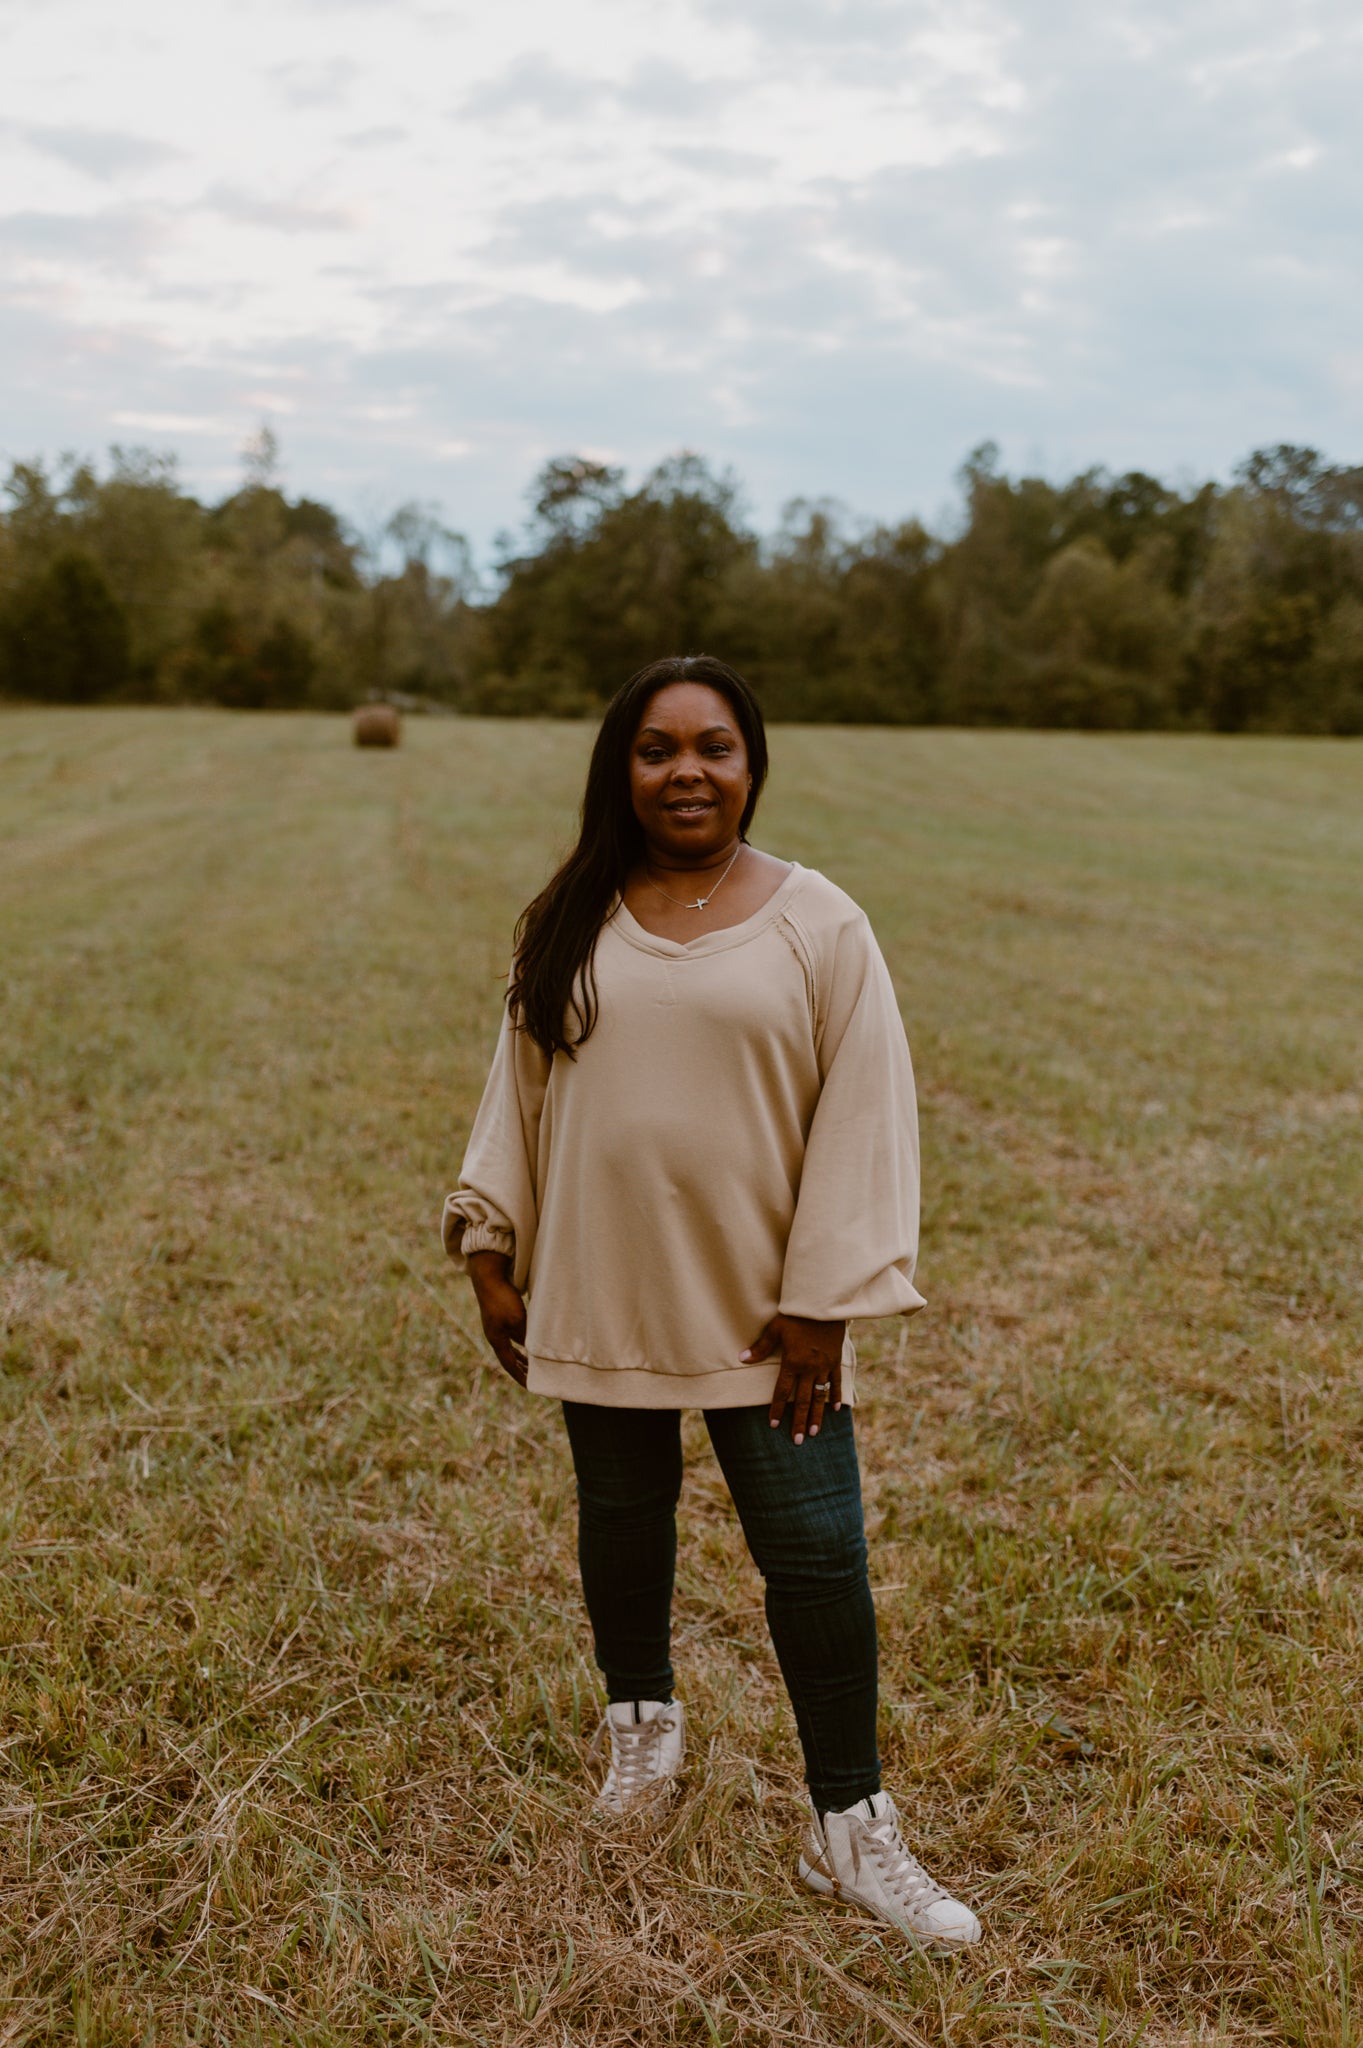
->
[508, 655, 768, 1057]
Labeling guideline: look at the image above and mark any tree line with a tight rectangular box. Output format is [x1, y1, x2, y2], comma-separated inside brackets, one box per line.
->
[2, 430, 1361, 732]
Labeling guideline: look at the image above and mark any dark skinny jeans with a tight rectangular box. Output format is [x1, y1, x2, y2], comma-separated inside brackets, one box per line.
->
[561, 1399, 881, 1815]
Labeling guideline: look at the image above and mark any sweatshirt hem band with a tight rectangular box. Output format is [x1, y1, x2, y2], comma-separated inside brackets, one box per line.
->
[524, 1354, 857, 1410]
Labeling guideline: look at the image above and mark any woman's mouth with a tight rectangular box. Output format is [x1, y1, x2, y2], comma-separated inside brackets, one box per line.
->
[666, 799, 714, 816]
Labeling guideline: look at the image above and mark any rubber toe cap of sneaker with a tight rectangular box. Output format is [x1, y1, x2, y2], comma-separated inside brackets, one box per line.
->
[923, 1900, 981, 1947]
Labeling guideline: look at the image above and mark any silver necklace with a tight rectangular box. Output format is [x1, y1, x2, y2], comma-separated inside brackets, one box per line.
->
[643, 843, 744, 911]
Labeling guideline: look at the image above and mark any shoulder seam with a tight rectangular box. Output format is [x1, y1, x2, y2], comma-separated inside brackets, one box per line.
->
[776, 908, 823, 1040]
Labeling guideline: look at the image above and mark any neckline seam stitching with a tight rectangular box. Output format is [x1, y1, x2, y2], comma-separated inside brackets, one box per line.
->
[611, 870, 804, 957]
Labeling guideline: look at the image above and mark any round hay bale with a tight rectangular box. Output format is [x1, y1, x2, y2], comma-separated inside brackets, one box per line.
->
[353, 703, 401, 748]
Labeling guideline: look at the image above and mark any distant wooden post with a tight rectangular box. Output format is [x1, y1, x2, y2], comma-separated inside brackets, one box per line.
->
[353, 703, 401, 747]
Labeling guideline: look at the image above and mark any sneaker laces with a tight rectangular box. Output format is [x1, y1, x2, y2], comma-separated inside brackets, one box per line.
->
[593, 1709, 674, 1802]
[863, 1810, 952, 1914]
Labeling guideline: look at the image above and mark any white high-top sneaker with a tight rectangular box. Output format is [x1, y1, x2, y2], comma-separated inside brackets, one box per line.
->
[800, 1792, 981, 1951]
[590, 1698, 686, 1819]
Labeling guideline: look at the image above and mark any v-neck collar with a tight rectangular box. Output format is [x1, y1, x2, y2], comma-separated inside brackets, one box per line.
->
[609, 863, 806, 959]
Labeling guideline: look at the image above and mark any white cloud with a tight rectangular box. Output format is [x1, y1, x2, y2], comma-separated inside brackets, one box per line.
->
[0, 0, 1360, 549]
[21, 124, 182, 179]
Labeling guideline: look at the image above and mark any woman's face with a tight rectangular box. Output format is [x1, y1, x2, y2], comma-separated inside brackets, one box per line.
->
[629, 682, 751, 862]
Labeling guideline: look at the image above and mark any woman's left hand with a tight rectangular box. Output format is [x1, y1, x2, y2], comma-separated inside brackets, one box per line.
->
[742, 1313, 846, 1445]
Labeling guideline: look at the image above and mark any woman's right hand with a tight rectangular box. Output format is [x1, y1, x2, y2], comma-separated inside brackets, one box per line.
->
[466, 1250, 528, 1387]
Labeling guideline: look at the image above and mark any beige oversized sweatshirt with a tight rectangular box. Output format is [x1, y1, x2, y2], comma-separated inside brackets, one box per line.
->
[442, 863, 924, 1408]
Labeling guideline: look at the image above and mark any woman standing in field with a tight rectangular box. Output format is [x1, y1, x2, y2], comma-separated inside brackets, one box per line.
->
[442, 655, 980, 1951]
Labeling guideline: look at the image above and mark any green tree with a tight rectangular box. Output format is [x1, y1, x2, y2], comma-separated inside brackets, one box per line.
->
[715, 501, 943, 723]
[1015, 537, 1183, 727]
[480, 453, 754, 711]
[179, 604, 317, 709]
[1182, 453, 1363, 731]
[352, 503, 480, 703]
[1300, 596, 1363, 734]
[1, 551, 131, 702]
[62, 449, 207, 692]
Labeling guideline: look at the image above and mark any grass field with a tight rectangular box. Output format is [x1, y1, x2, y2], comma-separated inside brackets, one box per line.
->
[1, 708, 1361, 2047]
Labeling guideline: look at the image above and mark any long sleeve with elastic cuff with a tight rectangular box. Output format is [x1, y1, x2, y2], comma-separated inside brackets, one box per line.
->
[777, 909, 922, 1324]
[441, 998, 548, 1292]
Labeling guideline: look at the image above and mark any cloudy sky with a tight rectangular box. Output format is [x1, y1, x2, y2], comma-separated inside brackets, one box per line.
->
[3, 0, 1361, 551]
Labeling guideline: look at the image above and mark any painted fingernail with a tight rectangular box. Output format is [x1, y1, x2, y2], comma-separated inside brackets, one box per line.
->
[769, 1417, 780, 1428]
[739, 1350, 752, 1362]
[809, 1425, 819, 1436]
[793, 1432, 803, 1444]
